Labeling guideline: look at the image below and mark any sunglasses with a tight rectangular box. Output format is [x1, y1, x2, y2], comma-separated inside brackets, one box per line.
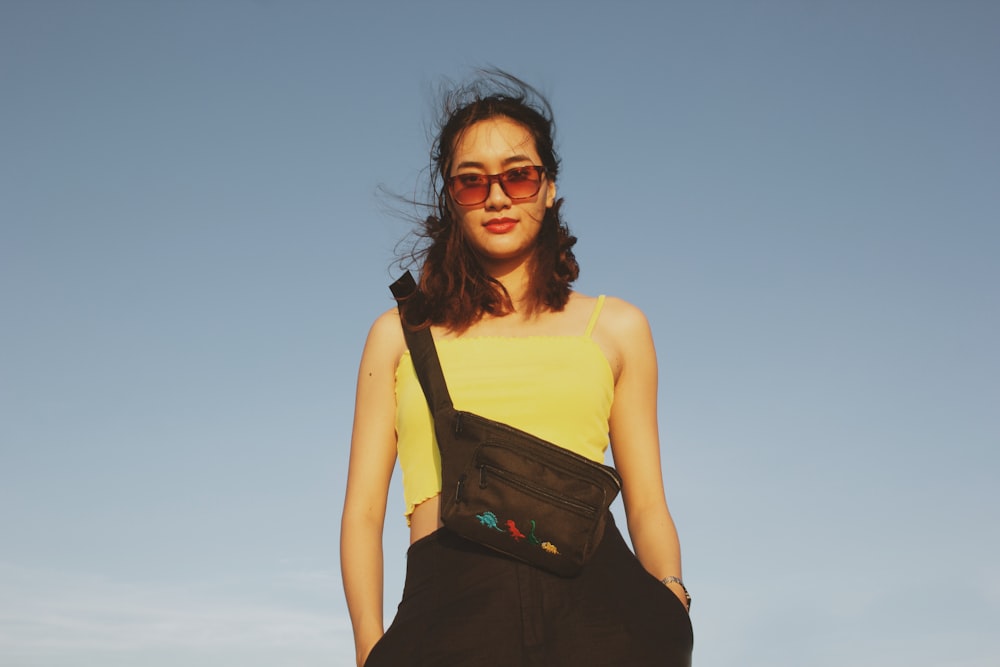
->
[446, 165, 547, 206]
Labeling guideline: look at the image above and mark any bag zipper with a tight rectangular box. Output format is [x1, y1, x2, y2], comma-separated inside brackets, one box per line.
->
[456, 412, 623, 492]
[479, 464, 599, 518]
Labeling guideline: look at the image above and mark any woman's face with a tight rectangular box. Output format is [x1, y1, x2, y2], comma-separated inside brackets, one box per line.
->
[447, 116, 556, 275]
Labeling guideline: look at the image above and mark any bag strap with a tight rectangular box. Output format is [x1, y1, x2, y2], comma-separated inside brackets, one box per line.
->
[389, 271, 455, 419]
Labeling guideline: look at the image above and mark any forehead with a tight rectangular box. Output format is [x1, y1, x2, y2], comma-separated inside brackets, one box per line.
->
[451, 117, 540, 164]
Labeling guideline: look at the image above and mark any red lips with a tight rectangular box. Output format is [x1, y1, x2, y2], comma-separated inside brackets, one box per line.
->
[483, 218, 517, 234]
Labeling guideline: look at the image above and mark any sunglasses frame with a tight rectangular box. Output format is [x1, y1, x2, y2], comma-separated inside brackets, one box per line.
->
[446, 165, 548, 206]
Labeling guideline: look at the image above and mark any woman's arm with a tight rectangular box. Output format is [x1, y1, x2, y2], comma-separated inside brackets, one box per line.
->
[341, 310, 405, 665]
[603, 299, 689, 610]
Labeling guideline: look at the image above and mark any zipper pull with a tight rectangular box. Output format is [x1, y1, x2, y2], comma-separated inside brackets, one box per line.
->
[455, 474, 466, 503]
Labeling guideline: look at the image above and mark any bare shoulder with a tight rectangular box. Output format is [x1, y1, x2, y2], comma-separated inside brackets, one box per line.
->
[585, 295, 655, 381]
[567, 291, 645, 329]
[598, 296, 653, 341]
[360, 307, 407, 367]
[368, 307, 405, 340]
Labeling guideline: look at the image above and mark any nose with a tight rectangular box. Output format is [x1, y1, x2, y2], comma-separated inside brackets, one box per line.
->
[484, 180, 511, 210]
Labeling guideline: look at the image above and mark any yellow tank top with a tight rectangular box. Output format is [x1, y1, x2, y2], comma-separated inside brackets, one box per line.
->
[394, 296, 614, 521]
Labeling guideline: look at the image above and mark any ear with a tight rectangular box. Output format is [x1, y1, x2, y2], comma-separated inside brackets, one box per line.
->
[545, 181, 556, 209]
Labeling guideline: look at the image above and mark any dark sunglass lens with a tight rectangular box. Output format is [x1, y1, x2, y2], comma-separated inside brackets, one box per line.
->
[454, 185, 487, 205]
[450, 174, 488, 205]
[503, 167, 541, 198]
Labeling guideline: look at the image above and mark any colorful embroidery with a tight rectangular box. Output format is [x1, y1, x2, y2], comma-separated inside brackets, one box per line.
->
[476, 511, 504, 531]
[527, 519, 541, 545]
[505, 520, 527, 541]
[474, 510, 560, 556]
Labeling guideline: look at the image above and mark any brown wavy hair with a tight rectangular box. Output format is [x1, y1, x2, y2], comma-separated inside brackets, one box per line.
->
[401, 71, 579, 331]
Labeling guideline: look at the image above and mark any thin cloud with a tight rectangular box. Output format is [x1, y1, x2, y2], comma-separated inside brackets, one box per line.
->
[0, 562, 353, 656]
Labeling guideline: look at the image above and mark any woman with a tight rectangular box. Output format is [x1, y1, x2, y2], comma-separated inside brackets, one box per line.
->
[341, 72, 692, 666]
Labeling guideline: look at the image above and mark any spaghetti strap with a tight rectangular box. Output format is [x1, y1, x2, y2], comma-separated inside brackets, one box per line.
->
[584, 295, 606, 337]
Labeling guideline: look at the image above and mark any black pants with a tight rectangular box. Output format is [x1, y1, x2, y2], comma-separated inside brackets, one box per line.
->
[365, 515, 693, 666]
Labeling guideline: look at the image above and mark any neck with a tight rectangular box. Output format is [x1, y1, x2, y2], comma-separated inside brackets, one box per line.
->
[486, 262, 531, 313]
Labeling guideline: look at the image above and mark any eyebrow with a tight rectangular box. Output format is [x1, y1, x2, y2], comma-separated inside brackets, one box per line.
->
[453, 155, 536, 171]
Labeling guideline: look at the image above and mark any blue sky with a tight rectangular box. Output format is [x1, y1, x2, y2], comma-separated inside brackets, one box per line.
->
[2, 1, 998, 665]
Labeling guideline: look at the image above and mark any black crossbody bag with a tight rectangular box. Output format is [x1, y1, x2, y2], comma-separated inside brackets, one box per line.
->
[391, 272, 623, 577]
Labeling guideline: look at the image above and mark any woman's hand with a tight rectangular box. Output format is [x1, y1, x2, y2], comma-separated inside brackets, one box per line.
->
[662, 579, 691, 613]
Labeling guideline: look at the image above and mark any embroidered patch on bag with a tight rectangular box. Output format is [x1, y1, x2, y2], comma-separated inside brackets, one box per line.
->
[475, 511, 504, 531]
[540, 541, 560, 555]
[505, 520, 527, 541]
[474, 510, 559, 556]
[527, 520, 541, 545]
